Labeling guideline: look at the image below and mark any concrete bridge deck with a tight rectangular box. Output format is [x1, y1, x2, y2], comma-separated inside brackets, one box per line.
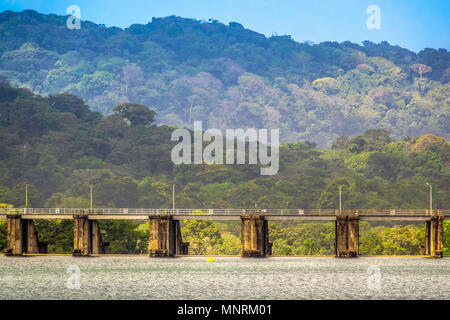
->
[1, 208, 448, 221]
[0, 214, 436, 222]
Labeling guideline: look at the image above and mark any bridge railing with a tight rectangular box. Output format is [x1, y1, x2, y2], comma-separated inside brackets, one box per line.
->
[0, 208, 339, 215]
[354, 209, 447, 216]
[0, 208, 247, 216]
[0, 208, 448, 216]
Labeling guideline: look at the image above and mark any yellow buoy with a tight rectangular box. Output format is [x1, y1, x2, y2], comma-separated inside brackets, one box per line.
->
[206, 257, 215, 262]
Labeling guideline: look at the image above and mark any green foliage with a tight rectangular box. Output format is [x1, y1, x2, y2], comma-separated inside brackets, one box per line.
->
[45, 193, 89, 208]
[444, 221, 450, 256]
[0, 203, 12, 250]
[311, 77, 340, 94]
[270, 222, 335, 255]
[98, 220, 148, 254]
[34, 220, 74, 253]
[0, 219, 6, 250]
[137, 177, 171, 207]
[2, 183, 44, 207]
[0, 79, 448, 255]
[181, 219, 222, 255]
[0, 11, 448, 146]
[359, 222, 424, 255]
[94, 177, 139, 207]
[73, 156, 105, 169]
[113, 102, 156, 127]
[215, 232, 241, 255]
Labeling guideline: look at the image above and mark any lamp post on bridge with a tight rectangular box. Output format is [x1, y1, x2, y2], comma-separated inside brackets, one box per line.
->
[172, 184, 175, 211]
[90, 184, 93, 212]
[25, 183, 28, 209]
[339, 185, 342, 215]
[426, 183, 432, 215]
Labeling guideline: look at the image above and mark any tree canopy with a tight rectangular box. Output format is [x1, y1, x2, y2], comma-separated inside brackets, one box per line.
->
[0, 11, 448, 146]
[0, 84, 448, 255]
[113, 102, 156, 127]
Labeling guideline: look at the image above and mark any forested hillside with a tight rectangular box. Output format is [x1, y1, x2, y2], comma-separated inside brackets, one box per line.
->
[0, 10, 449, 146]
[0, 81, 448, 209]
[0, 82, 449, 255]
[0, 10, 448, 255]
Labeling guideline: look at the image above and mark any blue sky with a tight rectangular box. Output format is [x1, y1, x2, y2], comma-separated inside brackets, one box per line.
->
[0, 0, 449, 52]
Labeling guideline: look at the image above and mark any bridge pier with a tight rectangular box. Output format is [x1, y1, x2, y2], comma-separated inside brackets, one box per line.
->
[335, 214, 359, 257]
[73, 215, 103, 256]
[175, 219, 189, 255]
[241, 214, 270, 257]
[91, 220, 104, 254]
[25, 219, 40, 254]
[73, 215, 90, 256]
[148, 215, 187, 257]
[4, 216, 41, 255]
[5, 216, 22, 255]
[424, 214, 444, 258]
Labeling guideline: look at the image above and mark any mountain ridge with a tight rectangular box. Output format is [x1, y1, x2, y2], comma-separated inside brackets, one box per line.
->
[0, 10, 448, 147]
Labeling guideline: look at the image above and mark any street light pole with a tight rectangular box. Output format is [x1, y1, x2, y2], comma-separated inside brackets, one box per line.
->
[172, 184, 175, 211]
[25, 183, 28, 209]
[426, 183, 432, 215]
[429, 183, 432, 215]
[90, 184, 93, 212]
[339, 185, 342, 215]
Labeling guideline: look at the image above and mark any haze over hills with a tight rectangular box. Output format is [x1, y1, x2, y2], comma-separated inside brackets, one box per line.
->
[0, 10, 449, 147]
[0, 81, 449, 254]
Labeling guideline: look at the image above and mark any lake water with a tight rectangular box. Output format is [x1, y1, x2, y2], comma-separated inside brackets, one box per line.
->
[0, 256, 449, 300]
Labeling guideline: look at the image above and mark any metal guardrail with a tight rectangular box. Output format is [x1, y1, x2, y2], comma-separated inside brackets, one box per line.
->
[0, 208, 448, 216]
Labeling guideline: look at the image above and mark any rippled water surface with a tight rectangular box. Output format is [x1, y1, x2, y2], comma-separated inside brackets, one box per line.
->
[0, 256, 449, 300]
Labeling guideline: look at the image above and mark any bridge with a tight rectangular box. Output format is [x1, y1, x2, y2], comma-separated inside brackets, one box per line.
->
[1, 208, 447, 258]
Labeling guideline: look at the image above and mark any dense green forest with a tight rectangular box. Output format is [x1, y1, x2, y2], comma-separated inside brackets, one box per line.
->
[0, 82, 448, 255]
[0, 10, 449, 146]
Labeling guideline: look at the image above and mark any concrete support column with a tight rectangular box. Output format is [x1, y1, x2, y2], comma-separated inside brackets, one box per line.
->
[241, 213, 269, 257]
[5, 217, 40, 255]
[425, 213, 444, 258]
[25, 220, 40, 254]
[149, 215, 175, 257]
[174, 219, 189, 255]
[73, 215, 91, 256]
[91, 220, 102, 255]
[335, 214, 359, 257]
[5, 215, 23, 255]
[148, 216, 188, 257]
